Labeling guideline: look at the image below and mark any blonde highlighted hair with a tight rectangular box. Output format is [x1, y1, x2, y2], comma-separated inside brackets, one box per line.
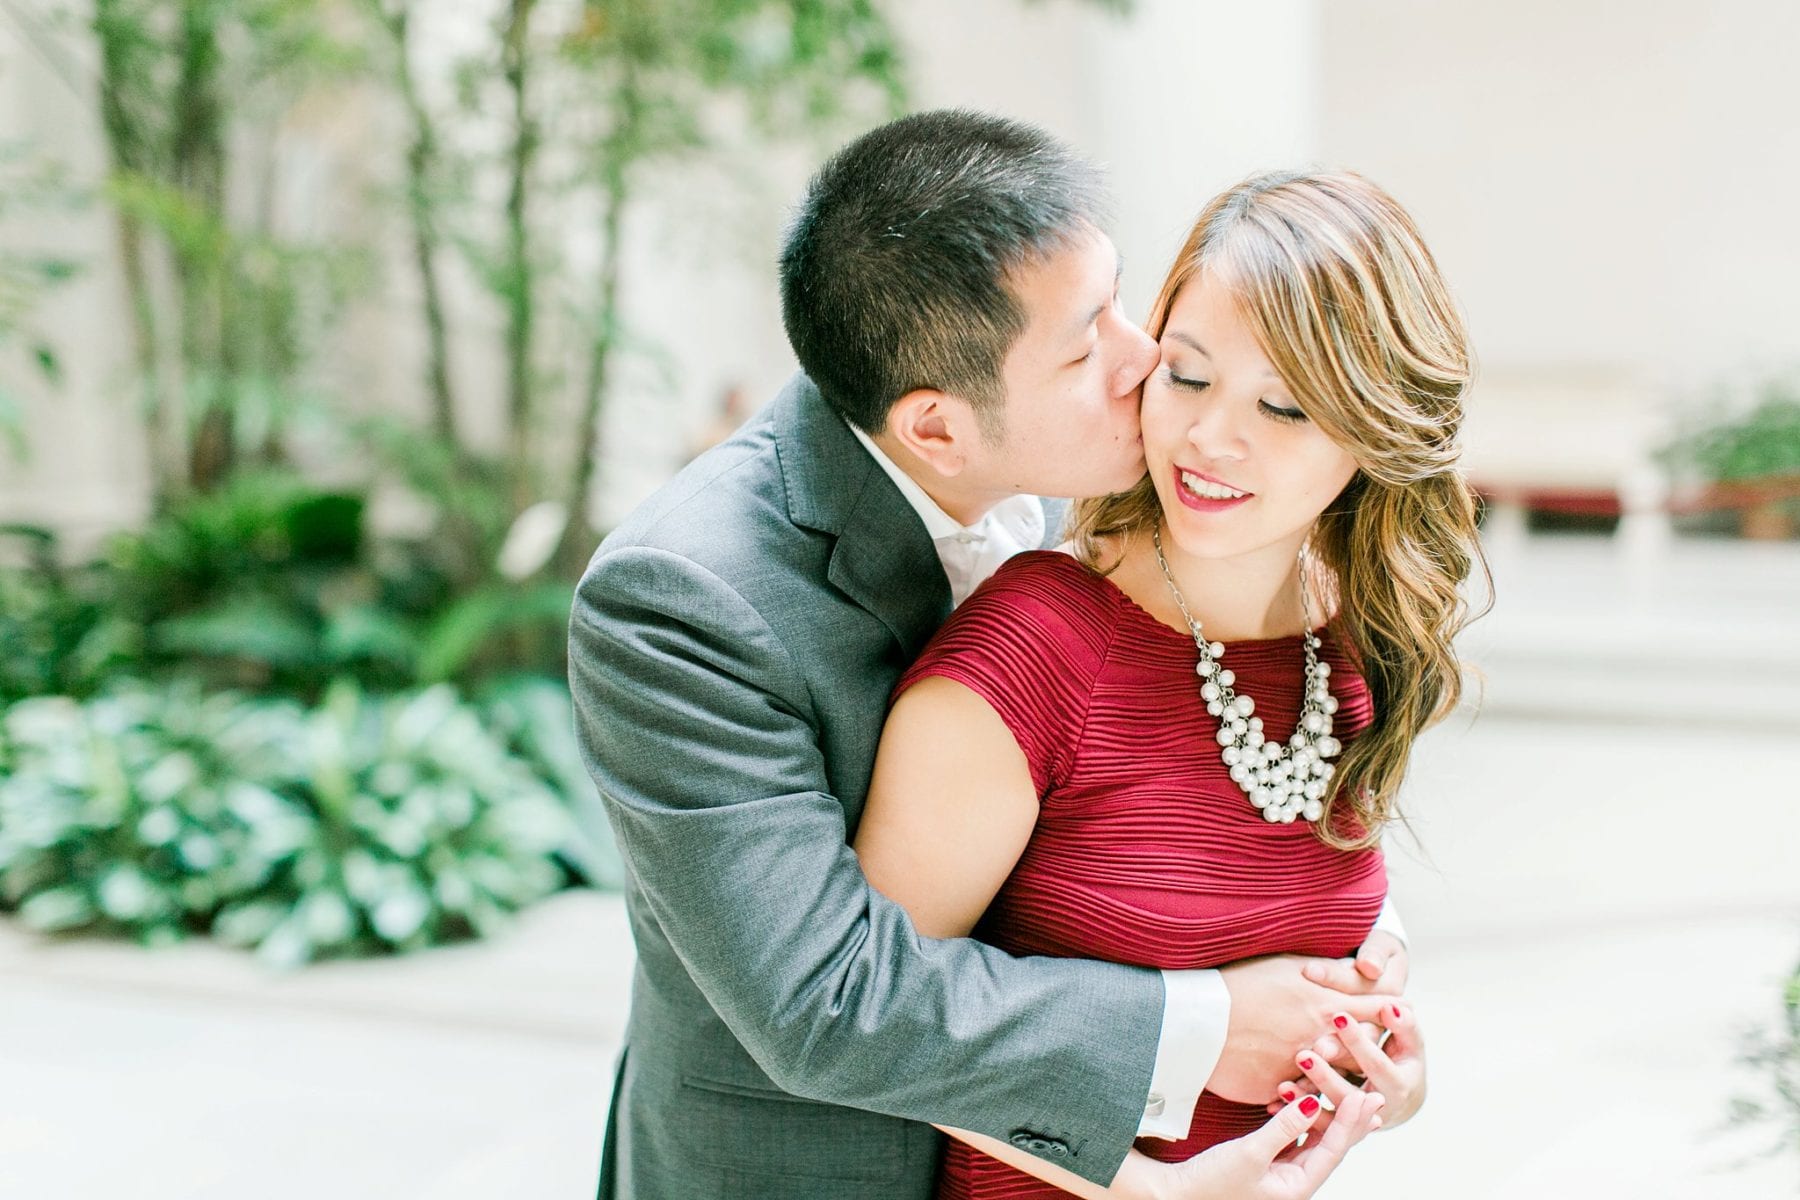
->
[1072, 169, 1490, 848]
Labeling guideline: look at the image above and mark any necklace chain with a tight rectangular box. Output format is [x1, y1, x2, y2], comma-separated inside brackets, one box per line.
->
[1151, 526, 1341, 824]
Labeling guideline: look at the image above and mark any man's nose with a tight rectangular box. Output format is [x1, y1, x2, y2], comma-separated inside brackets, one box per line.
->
[1112, 323, 1158, 395]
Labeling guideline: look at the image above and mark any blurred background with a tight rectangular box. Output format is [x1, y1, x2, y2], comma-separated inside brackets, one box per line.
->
[1, 0, 1796, 1197]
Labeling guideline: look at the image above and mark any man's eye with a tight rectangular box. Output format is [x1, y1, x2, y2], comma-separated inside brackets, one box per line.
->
[1072, 349, 1094, 366]
[1259, 400, 1308, 423]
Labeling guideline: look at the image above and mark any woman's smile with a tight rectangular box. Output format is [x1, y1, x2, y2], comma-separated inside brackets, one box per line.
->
[1172, 465, 1254, 513]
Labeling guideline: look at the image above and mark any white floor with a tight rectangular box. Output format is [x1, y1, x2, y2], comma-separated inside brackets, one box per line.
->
[3, 534, 1798, 1199]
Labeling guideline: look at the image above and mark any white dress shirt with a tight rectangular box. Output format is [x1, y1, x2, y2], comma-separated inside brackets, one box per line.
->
[850, 427, 1406, 1139]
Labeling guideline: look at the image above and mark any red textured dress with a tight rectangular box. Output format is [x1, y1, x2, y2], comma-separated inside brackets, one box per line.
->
[895, 551, 1387, 1200]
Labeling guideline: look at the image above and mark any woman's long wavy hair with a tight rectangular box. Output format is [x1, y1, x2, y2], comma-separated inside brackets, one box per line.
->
[1072, 169, 1491, 849]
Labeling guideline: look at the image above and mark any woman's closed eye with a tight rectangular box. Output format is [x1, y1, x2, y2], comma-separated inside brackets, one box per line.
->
[1259, 399, 1308, 424]
[1165, 367, 1209, 392]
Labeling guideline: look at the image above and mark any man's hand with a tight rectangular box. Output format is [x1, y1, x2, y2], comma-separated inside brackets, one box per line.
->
[1144, 1091, 1386, 1200]
[1296, 930, 1409, 1064]
[1208, 955, 1402, 1104]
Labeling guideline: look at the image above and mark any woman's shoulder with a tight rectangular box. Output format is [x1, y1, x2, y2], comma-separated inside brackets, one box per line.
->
[974, 548, 1124, 612]
[910, 551, 1122, 673]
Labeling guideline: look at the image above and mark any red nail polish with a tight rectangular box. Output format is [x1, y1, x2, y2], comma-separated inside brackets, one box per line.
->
[1298, 1055, 1316, 1070]
[1391, 1005, 1402, 1021]
[1299, 1095, 1320, 1117]
[1332, 1014, 1349, 1030]
[1278, 1085, 1296, 1101]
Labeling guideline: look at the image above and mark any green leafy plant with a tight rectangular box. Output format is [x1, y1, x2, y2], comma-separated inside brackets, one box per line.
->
[1727, 950, 1800, 1166]
[0, 526, 137, 704]
[87, 468, 573, 696]
[1664, 377, 1800, 483]
[0, 678, 577, 966]
[0, 140, 82, 461]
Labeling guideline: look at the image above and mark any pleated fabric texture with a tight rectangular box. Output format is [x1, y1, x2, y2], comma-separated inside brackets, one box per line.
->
[896, 551, 1387, 1200]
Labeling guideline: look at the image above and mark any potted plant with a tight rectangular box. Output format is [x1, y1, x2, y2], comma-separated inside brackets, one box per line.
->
[1664, 377, 1800, 539]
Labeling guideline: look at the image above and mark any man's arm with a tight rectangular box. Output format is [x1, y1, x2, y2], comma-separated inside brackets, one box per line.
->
[570, 545, 1163, 1185]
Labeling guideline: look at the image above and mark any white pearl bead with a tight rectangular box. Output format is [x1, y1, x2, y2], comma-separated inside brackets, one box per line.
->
[1246, 730, 1264, 749]
[1208, 641, 1225, 658]
[1303, 712, 1326, 734]
[1231, 764, 1252, 785]
[1215, 727, 1236, 746]
[1303, 800, 1324, 822]
[1216, 669, 1236, 688]
[1322, 696, 1339, 714]
[1206, 700, 1223, 717]
[1248, 716, 1263, 731]
[1263, 806, 1282, 823]
[1304, 780, 1324, 800]
[1235, 696, 1255, 717]
[1201, 682, 1221, 702]
[1319, 737, 1341, 757]
[1195, 660, 1214, 677]
[1315, 662, 1331, 678]
[1222, 746, 1242, 765]
[1320, 763, 1336, 781]
[1280, 809, 1297, 823]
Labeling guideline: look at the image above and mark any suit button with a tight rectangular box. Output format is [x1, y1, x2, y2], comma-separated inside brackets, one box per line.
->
[1048, 1142, 1070, 1158]
[1028, 1137, 1051, 1153]
[1009, 1131, 1034, 1150]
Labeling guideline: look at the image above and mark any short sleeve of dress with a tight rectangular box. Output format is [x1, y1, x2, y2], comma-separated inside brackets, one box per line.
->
[894, 550, 1118, 795]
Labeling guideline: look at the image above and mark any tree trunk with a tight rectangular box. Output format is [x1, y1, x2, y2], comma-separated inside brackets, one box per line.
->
[172, 0, 232, 492]
[93, 0, 175, 508]
[377, 0, 459, 446]
[500, 0, 539, 513]
[553, 162, 627, 579]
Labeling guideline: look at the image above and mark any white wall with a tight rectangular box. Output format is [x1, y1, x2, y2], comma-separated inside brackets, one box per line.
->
[1317, 0, 1800, 387]
[34, 1, 1788, 545]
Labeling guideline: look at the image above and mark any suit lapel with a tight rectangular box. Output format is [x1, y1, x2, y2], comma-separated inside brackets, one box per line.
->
[772, 375, 952, 657]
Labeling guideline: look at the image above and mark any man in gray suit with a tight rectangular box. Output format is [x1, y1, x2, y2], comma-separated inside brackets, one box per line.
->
[570, 110, 1407, 1199]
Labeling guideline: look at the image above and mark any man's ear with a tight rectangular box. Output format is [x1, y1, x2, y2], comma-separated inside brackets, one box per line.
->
[885, 387, 979, 480]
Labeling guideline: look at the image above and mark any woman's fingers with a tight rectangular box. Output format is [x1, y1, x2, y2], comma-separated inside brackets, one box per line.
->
[1241, 1093, 1327, 1165]
[1378, 1000, 1422, 1058]
[1294, 1045, 1360, 1107]
[1282, 1091, 1385, 1193]
[1328, 1010, 1401, 1091]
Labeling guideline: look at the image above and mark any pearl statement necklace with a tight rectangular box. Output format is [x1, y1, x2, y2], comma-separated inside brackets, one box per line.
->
[1151, 527, 1342, 824]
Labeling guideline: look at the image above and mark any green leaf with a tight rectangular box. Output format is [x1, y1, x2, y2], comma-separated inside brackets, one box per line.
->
[18, 887, 95, 932]
[416, 582, 571, 683]
[154, 597, 324, 668]
[31, 344, 61, 386]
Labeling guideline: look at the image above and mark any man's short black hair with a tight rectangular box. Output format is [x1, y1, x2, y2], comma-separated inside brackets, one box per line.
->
[778, 108, 1107, 436]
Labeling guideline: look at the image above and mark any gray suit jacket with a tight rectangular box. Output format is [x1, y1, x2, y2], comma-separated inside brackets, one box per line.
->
[570, 374, 1164, 1199]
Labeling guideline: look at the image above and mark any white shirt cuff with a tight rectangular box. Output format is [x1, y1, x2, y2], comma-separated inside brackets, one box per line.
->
[1371, 896, 1407, 946]
[1139, 969, 1230, 1140]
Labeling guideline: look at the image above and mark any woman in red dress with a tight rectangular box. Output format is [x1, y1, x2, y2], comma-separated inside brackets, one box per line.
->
[854, 170, 1486, 1199]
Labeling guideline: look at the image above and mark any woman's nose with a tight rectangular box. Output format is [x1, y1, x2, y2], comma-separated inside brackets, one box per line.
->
[1185, 395, 1249, 458]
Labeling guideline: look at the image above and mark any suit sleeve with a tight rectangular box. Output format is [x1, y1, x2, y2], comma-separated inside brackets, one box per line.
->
[569, 544, 1163, 1185]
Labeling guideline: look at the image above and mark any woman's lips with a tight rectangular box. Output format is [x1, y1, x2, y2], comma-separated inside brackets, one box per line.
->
[1172, 466, 1253, 513]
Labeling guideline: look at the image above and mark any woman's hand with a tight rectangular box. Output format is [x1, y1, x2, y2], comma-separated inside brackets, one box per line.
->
[1132, 1091, 1385, 1200]
[1278, 1002, 1427, 1130]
